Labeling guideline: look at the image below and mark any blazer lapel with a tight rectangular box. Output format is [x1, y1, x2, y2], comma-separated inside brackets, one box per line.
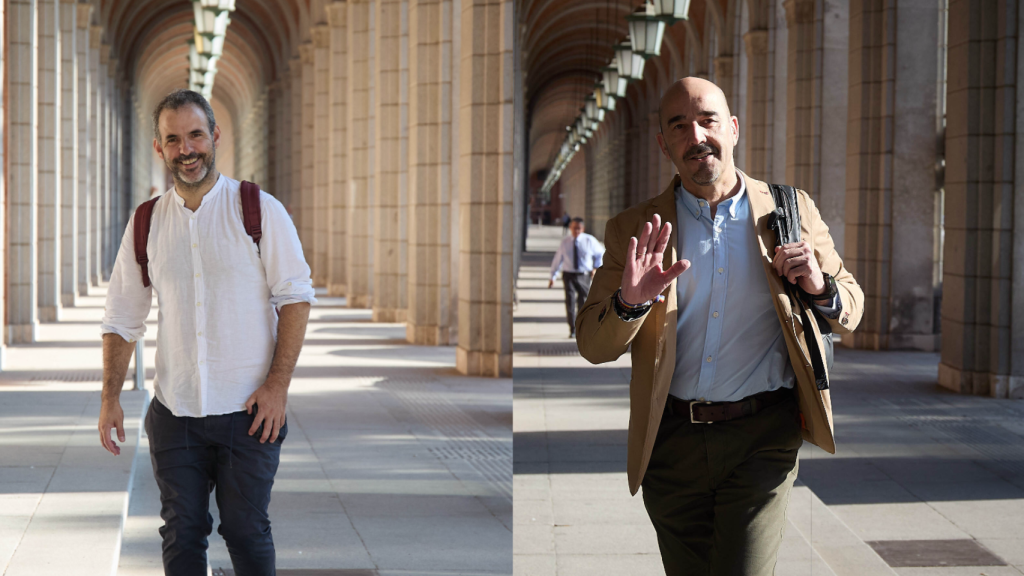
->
[741, 169, 793, 317]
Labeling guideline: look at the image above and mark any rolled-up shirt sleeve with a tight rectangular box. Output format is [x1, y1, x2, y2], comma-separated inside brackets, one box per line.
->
[592, 237, 605, 269]
[100, 214, 153, 343]
[259, 192, 318, 309]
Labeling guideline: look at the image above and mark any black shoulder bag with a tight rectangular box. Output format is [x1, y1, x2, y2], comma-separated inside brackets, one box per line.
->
[766, 184, 833, 391]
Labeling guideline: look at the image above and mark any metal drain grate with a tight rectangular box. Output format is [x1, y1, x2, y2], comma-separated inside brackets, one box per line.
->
[867, 539, 1006, 567]
[30, 371, 104, 382]
[380, 381, 512, 501]
[535, 346, 580, 356]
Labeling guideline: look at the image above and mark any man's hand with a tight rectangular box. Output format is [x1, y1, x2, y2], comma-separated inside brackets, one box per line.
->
[98, 399, 126, 456]
[245, 378, 288, 443]
[548, 279, 554, 289]
[773, 241, 828, 300]
[620, 213, 690, 305]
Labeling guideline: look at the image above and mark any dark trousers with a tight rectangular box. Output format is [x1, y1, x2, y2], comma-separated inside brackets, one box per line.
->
[563, 272, 591, 332]
[640, 391, 802, 576]
[145, 396, 287, 576]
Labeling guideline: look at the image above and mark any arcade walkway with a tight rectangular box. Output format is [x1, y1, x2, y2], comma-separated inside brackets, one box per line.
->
[513, 225, 1024, 576]
[0, 285, 511, 575]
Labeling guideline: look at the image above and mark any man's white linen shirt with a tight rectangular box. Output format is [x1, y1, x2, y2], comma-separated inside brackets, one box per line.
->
[549, 233, 605, 281]
[101, 175, 316, 418]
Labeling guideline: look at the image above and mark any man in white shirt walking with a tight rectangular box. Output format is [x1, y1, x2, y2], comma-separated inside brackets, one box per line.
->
[98, 89, 316, 575]
[548, 217, 605, 338]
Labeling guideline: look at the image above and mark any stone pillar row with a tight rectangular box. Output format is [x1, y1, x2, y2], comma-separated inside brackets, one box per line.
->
[4, 1, 125, 348]
[271, 0, 512, 376]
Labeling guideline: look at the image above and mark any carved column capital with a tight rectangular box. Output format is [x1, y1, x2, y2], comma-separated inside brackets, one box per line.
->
[90, 25, 103, 49]
[299, 42, 314, 64]
[312, 24, 331, 48]
[783, 0, 815, 26]
[326, 2, 347, 27]
[76, 4, 93, 29]
[743, 29, 769, 55]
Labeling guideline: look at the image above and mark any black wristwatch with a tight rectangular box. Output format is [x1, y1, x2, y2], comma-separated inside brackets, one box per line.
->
[807, 272, 838, 301]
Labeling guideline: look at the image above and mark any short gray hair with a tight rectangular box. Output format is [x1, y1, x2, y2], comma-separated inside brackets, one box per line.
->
[152, 89, 216, 141]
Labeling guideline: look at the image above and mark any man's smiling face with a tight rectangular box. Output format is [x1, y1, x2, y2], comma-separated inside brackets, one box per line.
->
[656, 78, 739, 188]
[154, 104, 220, 189]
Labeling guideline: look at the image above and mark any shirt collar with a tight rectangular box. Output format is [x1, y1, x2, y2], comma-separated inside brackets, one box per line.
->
[675, 170, 746, 220]
[172, 173, 224, 208]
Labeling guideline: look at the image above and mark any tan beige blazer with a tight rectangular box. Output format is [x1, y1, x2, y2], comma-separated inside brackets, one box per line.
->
[575, 170, 864, 496]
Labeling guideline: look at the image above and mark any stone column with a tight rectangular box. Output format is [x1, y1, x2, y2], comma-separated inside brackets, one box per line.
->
[456, 0, 513, 377]
[742, 28, 772, 180]
[7, 0, 39, 343]
[782, 0, 815, 193]
[783, 0, 847, 250]
[346, 0, 375, 308]
[327, 2, 348, 297]
[313, 26, 331, 286]
[289, 56, 302, 232]
[373, 0, 407, 322]
[97, 42, 109, 284]
[407, 0, 453, 344]
[76, 5, 90, 297]
[940, 0, 1021, 397]
[845, 0, 940, 351]
[59, 0, 77, 307]
[713, 55, 735, 113]
[37, 0, 61, 322]
[88, 27, 101, 286]
[300, 43, 315, 267]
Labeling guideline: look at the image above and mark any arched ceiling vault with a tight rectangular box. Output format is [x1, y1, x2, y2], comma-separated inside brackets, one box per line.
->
[98, 0, 312, 137]
[521, 0, 727, 178]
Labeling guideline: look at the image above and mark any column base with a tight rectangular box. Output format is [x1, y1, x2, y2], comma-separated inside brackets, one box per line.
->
[7, 322, 38, 344]
[406, 324, 450, 346]
[372, 308, 407, 323]
[38, 306, 60, 323]
[61, 293, 77, 307]
[938, 363, 1024, 399]
[456, 347, 511, 378]
[327, 283, 346, 297]
[79, 283, 91, 297]
[347, 294, 372, 309]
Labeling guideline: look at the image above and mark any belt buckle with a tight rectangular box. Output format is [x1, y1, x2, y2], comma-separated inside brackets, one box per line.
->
[689, 400, 714, 424]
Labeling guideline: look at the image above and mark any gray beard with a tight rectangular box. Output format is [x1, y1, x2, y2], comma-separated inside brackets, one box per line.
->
[690, 163, 721, 186]
[169, 155, 217, 193]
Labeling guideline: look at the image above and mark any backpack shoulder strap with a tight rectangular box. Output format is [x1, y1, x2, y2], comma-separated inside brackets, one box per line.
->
[239, 180, 263, 249]
[767, 183, 802, 246]
[133, 197, 160, 288]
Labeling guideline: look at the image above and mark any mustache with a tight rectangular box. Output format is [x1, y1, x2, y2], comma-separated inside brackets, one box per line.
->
[685, 143, 718, 159]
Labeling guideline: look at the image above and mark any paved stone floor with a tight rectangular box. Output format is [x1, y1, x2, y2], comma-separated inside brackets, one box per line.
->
[0, 285, 511, 576]
[513, 224, 1024, 576]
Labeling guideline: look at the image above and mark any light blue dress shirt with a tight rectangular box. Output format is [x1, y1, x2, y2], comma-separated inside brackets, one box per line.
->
[670, 173, 839, 402]
[550, 233, 605, 281]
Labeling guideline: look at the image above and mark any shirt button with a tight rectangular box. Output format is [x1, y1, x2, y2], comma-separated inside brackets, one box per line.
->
[706, 356, 712, 362]
[195, 273, 201, 278]
[197, 331, 202, 337]
[192, 243, 198, 248]
[196, 302, 202, 307]
[287, 282, 292, 286]
[199, 360, 205, 365]
[718, 267, 724, 274]
[713, 311, 719, 318]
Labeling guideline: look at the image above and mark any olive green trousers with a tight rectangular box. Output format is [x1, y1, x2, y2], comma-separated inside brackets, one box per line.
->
[640, 391, 802, 576]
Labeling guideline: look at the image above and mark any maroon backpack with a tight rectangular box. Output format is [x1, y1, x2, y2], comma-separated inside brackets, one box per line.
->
[134, 181, 263, 287]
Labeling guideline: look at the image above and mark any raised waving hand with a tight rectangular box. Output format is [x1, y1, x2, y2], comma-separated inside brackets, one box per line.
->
[619, 213, 691, 305]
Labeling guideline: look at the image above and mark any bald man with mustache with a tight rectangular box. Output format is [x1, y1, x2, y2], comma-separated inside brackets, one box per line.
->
[575, 78, 863, 575]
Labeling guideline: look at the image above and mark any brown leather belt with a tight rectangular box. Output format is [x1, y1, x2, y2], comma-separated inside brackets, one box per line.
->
[667, 387, 794, 424]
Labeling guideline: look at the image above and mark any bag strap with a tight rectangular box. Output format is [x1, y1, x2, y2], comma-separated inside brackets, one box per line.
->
[240, 180, 263, 249]
[133, 197, 161, 288]
[768, 183, 829, 391]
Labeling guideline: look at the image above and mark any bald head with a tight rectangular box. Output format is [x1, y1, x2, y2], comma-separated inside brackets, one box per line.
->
[658, 77, 731, 133]
[654, 76, 739, 190]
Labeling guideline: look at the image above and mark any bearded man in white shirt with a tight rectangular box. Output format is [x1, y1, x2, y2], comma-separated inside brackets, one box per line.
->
[97, 89, 315, 576]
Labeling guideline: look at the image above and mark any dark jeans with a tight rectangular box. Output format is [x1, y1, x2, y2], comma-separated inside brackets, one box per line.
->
[145, 396, 287, 576]
[563, 272, 591, 332]
[641, 391, 802, 576]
